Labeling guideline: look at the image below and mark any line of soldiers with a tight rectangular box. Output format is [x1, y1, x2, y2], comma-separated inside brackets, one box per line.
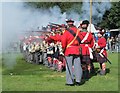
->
[20, 19, 108, 86]
[20, 32, 66, 72]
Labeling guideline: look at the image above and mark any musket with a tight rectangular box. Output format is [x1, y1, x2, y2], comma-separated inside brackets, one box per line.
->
[31, 30, 50, 33]
[49, 22, 61, 27]
[101, 53, 112, 64]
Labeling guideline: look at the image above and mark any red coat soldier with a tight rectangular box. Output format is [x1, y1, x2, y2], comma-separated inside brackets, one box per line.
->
[95, 31, 107, 75]
[61, 19, 83, 86]
[79, 20, 95, 79]
[62, 27, 80, 56]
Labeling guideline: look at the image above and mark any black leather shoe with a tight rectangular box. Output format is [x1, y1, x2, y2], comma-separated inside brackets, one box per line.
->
[75, 80, 85, 86]
[75, 82, 81, 86]
[65, 84, 74, 86]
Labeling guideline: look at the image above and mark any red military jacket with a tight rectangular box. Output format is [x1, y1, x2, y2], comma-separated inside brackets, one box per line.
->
[79, 31, 95, 56]
[45, 36, 53, 44]
[45, 33, 61, 45]
[97, 37, 107, 57]
[49, 33, 61, 42]
[61, 26, 80, 56]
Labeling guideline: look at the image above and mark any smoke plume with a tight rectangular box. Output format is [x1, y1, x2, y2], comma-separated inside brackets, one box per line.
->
[2, 2, 66, 52]
[80, 0, 111, 24]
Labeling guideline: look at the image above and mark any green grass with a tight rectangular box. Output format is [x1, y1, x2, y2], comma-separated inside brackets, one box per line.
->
[0, 54, 2, 93]
[1, 52, 119, 91]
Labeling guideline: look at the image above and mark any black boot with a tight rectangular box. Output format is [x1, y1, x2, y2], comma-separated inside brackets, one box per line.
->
[65, 83, 74, 86]
[83, 69, 89, 80]
[90, 63, 96, 74]
[75, 80, 85, 86]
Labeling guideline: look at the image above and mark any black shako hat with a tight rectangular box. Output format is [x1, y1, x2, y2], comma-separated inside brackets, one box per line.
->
[81, 20, 89, 25]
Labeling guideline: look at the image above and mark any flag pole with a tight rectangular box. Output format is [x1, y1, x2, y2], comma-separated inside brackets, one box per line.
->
[90, 0, 92, 32]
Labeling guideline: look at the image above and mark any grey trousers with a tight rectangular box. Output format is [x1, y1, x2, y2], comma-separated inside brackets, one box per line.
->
[65, 55, 82, 84]
[43, 52, 48, 65]
[34, 52, 40, 64]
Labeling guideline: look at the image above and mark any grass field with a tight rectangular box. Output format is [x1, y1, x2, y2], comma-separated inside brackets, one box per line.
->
[1, 52, 119, 92]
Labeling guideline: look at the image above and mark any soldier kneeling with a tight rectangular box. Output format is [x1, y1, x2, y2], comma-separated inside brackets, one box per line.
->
[95, 31, 107, 75]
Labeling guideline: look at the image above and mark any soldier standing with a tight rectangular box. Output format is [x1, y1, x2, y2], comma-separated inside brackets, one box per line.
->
[41, 40, 48, 66]
[61, 19, 83, 86]
[29, 42, 36, 63]
[34, 42, 41, 64]
[79, 20, 95, 79]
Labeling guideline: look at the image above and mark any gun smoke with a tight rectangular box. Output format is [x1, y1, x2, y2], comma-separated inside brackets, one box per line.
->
[1, 1, 111, 69]
[80, 0, 111, 24]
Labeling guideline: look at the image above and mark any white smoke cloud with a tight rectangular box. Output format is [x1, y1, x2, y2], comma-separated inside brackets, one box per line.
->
[0, 2, 2, 93]
[1, 2, 68, 69]
[0, 2, 2, 53]
[2, 2, 68, 52]
[80, 0, 111, 24]
[67, 11, 80, 21]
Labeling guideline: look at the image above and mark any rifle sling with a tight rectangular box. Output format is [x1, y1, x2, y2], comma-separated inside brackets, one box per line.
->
[67, 29, 81, 44]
